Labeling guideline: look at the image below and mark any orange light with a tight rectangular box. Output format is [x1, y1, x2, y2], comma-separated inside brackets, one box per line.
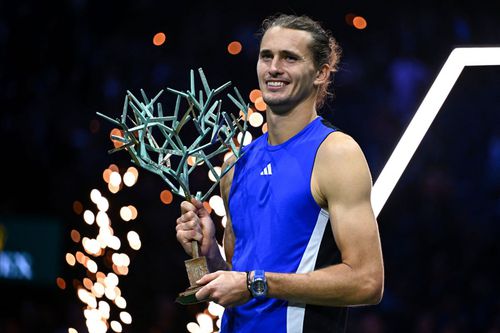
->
[203, 201, 212, 214]
[187, 155, 196, 166]
[103, 168, 112, 183]
[127, 166, 138, 178]
[56, 277, 66, 290]
[254, 96, 267, 111]
[227, 41, 242, 55]
[160, 190, 173, 205]
[110, 128, 124, 148]
[128, 205, 138, 220]
[115, 265, 129, 275]
[83, 277, 93, 290]
[153, 32, 166, 46]
[262, 123, 268, 134]
[108, 164, 119, 172]
[73, 200, 83, 215]
[345, 13, 356, 26]
[353, 16, 367, 30]
[76, 251, 85, 264]
[249, 89, 262, 103]
[96, 271, 106, 281]
[71, 229, 81, 243]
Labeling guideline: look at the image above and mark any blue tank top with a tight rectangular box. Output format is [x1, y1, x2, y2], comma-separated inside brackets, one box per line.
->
[222, 116, 347, 333]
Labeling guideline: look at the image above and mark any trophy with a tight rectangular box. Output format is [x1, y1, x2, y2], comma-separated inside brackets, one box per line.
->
[96, 68, 249, 304]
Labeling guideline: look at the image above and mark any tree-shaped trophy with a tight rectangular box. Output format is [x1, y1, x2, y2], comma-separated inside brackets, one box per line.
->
[96, 68, 249, 305]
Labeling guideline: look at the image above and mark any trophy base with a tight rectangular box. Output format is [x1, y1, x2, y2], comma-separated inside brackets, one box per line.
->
[175, 285, 209, 305]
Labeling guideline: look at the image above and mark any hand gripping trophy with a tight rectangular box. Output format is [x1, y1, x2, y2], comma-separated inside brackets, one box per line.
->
[97, 68, 249, 305]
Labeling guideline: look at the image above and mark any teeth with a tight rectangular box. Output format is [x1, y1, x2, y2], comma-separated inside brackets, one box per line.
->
[267, 81, 284, 87]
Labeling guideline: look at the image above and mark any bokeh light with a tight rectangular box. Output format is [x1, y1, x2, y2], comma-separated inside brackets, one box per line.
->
[73, 201, 83, 215]
[71, 229, 81, 243]
[56, 277, 67, 290]
[254, 96, 267, 111]
[227, 41, 242, 55]
[345, 13, 356, 26]
[153, 32, 166, 46]
[110, 129, 124, 148]
[249, 112, 264, 127]
[67, 163, 142, 332]
[249, 89, 262, 103]
[353, 16, 367, 29]
[160, 189, 173, 204]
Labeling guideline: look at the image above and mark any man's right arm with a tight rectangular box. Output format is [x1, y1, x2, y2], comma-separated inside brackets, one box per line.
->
[175, 156, 236, 272]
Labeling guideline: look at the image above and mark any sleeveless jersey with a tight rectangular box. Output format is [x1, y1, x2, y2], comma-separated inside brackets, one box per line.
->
[221, 116, 348, 333]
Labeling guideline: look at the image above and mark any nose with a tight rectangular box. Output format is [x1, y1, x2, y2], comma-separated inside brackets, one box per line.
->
[269, 57, 282, 76]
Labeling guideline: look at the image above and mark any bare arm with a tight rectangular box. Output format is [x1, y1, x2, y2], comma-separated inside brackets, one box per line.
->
[266, 132, 384, 306]
[219, 155, 236, 269]
[175, 157, 237, 272]
[194, 156, 251, 306]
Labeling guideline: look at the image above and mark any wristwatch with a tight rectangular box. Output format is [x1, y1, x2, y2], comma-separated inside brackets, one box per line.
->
[248, 270, 268, 299]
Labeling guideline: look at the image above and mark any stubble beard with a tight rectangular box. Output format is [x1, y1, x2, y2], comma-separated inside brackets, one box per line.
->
[262, 93, 295, 116]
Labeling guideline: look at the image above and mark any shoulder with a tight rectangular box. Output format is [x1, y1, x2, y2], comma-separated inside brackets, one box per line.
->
[313, 131, 373, 206]
[317, 131, 365, 163]
[220, 153, 237, 201]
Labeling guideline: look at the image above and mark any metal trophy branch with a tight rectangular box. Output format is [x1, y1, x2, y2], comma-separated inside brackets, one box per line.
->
[96, 67, 249, 304]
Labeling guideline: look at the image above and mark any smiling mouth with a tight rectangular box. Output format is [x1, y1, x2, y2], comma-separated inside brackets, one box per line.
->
[266, 81, 286, 88]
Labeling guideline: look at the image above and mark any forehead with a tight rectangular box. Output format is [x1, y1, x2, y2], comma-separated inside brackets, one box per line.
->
[260, 26, 313, 56]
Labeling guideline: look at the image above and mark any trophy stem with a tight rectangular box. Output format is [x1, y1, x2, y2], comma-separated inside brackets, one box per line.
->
[191, 240, 199, 259]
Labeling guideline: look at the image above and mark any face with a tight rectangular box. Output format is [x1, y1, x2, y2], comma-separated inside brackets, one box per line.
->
[257, 26, 319, 114]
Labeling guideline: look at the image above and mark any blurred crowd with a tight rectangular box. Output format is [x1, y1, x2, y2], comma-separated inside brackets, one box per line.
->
[1, 1, 499, 332]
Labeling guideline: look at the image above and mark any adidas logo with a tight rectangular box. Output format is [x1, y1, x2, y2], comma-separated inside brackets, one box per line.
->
[260, 163, 272, 176]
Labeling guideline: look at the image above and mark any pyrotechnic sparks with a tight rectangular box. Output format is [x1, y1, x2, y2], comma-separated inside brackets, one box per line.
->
[62, 164, 141, 332]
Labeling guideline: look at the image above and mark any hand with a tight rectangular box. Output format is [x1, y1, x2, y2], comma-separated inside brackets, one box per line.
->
[176, 199, 216, 257]
[195, 271, 251, 307]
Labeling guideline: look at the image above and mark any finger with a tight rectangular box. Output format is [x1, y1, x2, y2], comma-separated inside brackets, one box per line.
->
[196, 271, 219, 285]
[176, 220, 199, 231]
[191, 198, 204, 210]
[195, 285, 211, 302]
[176, 211, 197, 225]
[176, 229, 203, 243]
[180, 200, 196, 214]
[181, 211, 198, 221]
[191, 199, 211, 218]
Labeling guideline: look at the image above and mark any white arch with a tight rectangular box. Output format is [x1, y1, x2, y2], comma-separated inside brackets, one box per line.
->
[372, 47, 500, 217]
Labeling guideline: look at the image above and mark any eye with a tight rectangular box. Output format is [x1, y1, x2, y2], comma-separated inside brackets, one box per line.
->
[260, 53, 273, 61]
[285, 55, 298, 62]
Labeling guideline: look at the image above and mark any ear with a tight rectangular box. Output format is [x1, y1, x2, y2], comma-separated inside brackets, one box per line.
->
[313, 64, 331, 86]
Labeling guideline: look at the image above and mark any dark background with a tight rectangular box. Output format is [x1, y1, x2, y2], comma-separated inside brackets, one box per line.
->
[1, 0, 500, 332]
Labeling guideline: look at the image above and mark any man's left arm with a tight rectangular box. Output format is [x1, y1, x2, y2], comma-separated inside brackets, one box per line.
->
[265, 132, 384, 306]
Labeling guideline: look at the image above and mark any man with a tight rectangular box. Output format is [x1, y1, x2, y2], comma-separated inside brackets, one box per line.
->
[176, 13, 384, 332]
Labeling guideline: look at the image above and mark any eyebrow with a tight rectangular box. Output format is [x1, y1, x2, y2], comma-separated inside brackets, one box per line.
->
[259, 49, 305, 60]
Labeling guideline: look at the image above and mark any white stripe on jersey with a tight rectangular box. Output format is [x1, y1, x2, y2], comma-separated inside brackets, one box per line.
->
[286, 209, 330, 333]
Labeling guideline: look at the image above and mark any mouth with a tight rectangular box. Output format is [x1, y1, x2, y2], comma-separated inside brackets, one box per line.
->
[265, 80, 287, 90]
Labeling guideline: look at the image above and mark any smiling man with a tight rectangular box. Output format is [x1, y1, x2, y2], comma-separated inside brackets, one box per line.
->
[176, 13, 384, 332]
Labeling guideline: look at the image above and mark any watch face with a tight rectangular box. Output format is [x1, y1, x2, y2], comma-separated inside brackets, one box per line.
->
[254, 280, 266, 294]
[251, 270, 267, 298]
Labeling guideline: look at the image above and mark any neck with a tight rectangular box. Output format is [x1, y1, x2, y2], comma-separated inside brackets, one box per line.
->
[266, 104, 318, 145]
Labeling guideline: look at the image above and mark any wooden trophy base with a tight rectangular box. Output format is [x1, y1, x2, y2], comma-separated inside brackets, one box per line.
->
[176, 242, 210, 305]
[175, 285, 208, 305]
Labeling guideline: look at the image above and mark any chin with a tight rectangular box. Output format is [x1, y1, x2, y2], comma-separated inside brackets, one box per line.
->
[267, 105, 292, 116]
